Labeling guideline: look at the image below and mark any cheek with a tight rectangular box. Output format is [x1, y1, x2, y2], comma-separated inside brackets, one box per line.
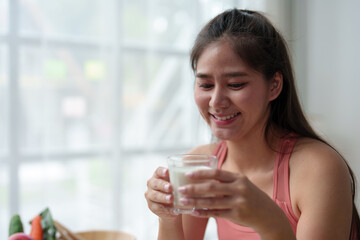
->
[194, 90, 208, 109]
[231, 91, 253, 107]
[239, 88, 268, 107]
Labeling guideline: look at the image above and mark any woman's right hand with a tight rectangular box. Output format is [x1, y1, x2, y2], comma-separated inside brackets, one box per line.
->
[145, 167, 179, 221]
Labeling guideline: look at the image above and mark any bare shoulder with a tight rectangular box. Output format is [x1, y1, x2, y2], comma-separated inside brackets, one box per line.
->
[186, 142, 219, 155]
[291, 137, 350, 178]
[290, 137, 353, 232]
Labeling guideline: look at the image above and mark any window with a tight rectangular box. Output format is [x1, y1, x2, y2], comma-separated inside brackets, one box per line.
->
[0, 0, 8, 34]
[0, 45, 7, 155]
[1, 0, 267, 239]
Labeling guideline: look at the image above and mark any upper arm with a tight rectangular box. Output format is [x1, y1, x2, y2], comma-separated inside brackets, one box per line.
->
[291, 141, 353, 239]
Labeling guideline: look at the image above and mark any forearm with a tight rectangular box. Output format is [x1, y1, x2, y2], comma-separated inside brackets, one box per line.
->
[158, 217, 184, 240]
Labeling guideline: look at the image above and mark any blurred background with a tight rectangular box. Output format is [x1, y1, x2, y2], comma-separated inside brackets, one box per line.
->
[0, 0, 359, 239]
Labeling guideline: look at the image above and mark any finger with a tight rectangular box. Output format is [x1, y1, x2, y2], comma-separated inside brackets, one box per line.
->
[179, 196, 232, 210]
[190, 209, 231, 219]
[186, 169, 237, 182]
[178, 181, 231, 196]
[147, 177, 172, 193]
[148, 200, 179, 216]
[154, 167, 170, 180]
[145, 189, 173, 204]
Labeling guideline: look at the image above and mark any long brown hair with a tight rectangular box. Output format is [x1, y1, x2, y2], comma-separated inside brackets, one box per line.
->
[190, 9, 359, 238]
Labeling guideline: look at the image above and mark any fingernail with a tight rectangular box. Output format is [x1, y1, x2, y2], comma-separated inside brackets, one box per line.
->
[164, 183, 171, 192]
[185, 171, 194, 178]
[165, 195, 172, 203]
[180, 198, 189, 205]
[162, 168, 168, 176]
[178, 186, 186, 193]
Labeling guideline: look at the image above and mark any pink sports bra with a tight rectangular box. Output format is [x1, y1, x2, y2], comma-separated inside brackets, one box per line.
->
[213, 135, 299, 239]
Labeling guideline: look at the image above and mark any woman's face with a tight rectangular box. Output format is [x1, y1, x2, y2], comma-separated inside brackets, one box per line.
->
[194, 40, 276, 141]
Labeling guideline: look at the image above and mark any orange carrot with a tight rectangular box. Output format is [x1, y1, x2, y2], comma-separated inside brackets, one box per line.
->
[29, 215, 43, 240]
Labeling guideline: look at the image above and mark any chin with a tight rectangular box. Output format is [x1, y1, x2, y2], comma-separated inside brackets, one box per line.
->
[212, 129, 238, 141]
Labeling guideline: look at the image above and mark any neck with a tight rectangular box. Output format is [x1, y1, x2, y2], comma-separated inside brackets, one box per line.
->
[225, 130, 280, 174]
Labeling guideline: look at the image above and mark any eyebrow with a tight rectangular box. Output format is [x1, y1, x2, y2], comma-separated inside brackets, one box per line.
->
[195, 71, 248, 78]
[223, 72, 248, 77]
[195, 73, 211, 78]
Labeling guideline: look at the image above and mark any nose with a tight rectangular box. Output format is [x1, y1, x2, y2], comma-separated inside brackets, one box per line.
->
[209, 86, 229, 109]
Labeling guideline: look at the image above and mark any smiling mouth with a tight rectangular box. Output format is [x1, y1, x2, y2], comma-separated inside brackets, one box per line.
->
[211, 112, 240, 121]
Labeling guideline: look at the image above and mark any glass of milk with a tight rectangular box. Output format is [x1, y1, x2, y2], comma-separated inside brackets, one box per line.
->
[167, 154, 218, 214]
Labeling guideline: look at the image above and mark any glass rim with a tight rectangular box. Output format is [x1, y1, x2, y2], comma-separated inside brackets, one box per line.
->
[167, 154, 217, 162]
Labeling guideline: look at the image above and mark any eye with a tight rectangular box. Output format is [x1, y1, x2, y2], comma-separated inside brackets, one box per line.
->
[228, 83, 246, 89]
[199, 83, 214, 89]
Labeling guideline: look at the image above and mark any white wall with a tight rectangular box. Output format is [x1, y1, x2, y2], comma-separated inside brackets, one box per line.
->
[292, 0, 360, 201]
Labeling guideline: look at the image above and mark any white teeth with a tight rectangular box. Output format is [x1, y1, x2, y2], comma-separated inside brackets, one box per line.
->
[214, 112, 239, 121]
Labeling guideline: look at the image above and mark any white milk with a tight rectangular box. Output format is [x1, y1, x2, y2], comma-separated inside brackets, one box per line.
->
[169, 165, 212, 213]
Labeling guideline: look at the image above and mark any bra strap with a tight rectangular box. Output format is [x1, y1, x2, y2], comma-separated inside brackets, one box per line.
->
[212, 141, 227, 169]
[273, 135, 298, 201]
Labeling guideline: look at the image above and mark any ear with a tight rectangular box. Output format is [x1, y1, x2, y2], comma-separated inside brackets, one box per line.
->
[268, 72, 283, 101]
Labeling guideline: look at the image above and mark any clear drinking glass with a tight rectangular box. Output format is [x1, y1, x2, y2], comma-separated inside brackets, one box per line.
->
[167, 154, 218, 214]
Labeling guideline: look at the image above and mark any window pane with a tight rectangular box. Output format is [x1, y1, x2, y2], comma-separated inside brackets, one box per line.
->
[0, 165, 9, 240]
[198, 0, 238, 25]
[0, 45, 8, 155]
[19, 158, 114, 233]
[198, 0, 267, 25]
[0, 0, 8, 34]
[19, 46, 115, 153]
[121, 52, 201, 149]
[120, 153, 167, 239]
[19, 0, 116, 39]
[122, 0, 196, 50]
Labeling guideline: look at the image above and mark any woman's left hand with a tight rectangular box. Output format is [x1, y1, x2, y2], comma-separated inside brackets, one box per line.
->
[177, 169, 292, 236]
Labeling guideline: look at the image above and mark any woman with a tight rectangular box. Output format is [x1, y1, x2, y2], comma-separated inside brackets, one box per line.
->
[145, 9, 360, 239]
